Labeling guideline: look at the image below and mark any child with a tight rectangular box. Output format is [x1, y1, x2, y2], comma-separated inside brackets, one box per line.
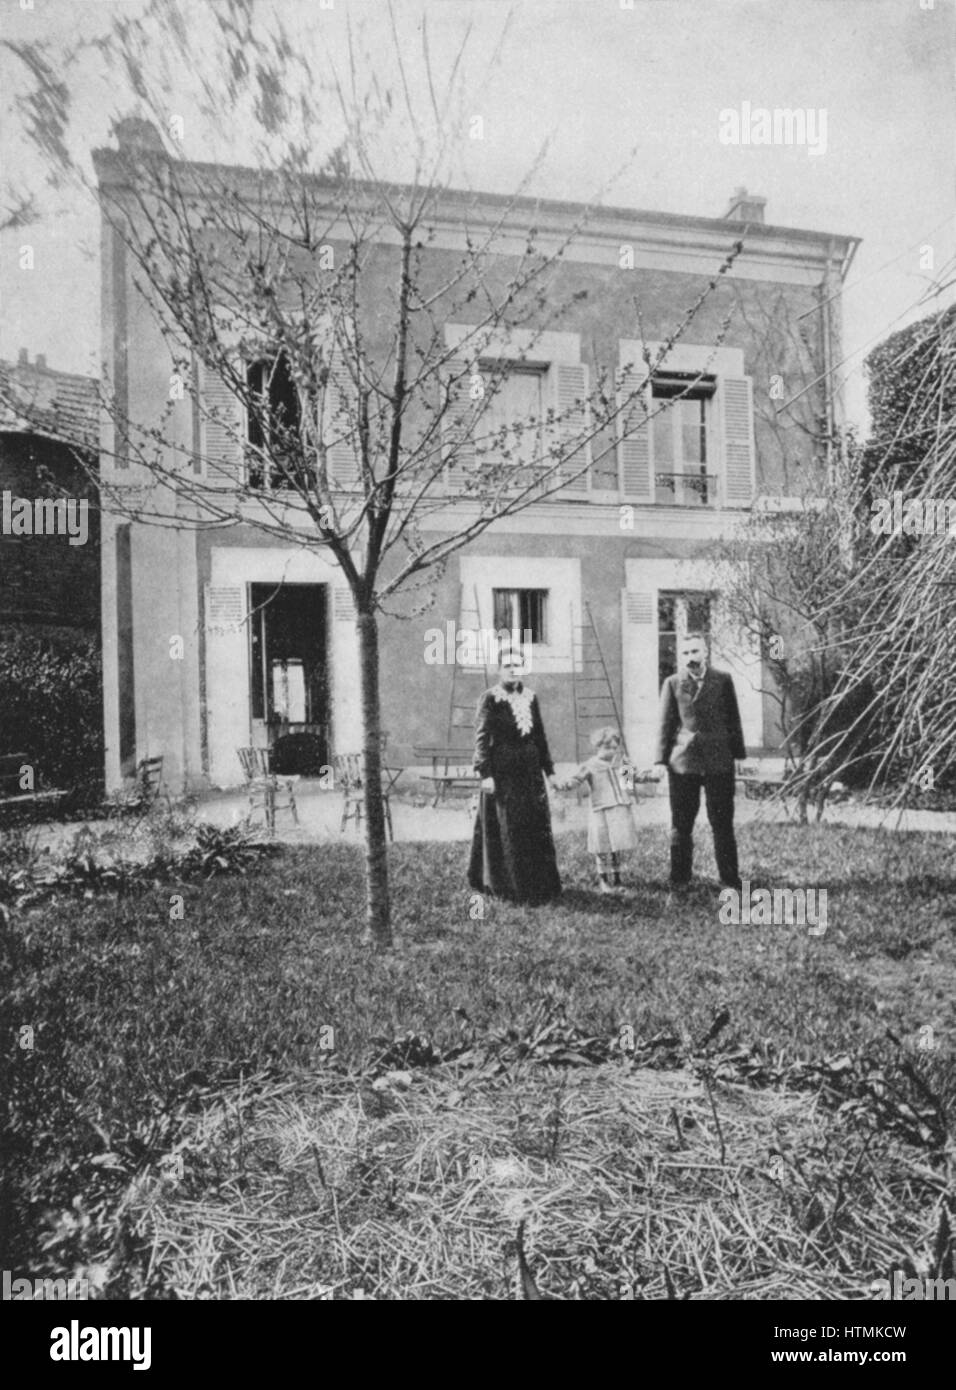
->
[561, 727, 639, 892]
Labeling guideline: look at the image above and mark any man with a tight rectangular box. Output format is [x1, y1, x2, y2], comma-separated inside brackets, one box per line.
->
[655, 632, 745, 891]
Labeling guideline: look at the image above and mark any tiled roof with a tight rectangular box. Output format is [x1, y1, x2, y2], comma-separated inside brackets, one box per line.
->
[0, 357, 99, 453]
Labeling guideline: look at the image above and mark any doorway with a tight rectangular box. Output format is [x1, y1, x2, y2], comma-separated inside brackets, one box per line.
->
[249, 582, 329, 772]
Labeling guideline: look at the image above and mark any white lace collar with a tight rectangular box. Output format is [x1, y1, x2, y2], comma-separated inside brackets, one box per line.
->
[491, 683, 535, 735]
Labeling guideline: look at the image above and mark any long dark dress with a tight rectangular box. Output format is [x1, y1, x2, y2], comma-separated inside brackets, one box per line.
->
[467, 682, 562, 905]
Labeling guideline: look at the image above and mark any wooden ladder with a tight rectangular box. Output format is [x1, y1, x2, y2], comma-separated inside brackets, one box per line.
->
[571, 600, 628, 761]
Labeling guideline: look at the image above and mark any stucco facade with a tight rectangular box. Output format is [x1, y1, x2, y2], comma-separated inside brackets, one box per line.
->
[94, 134, 857, 790]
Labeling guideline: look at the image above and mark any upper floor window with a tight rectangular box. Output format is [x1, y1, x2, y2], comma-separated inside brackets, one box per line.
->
[618, 341, 755, 508]
[246, 351, 302, 489]
[482, 363, 546, 470]
[652, 374, 715, 506]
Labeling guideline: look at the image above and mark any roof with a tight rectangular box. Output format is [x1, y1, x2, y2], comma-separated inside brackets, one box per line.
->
[0, 357, 99, 453]
[92, 144, 860, 271]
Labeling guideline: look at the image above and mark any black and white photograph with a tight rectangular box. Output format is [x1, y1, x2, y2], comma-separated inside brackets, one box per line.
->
[1, 0, 954, 1341]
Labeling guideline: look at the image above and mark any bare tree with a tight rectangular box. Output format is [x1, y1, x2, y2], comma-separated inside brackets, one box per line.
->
[5, 0, 742, 946]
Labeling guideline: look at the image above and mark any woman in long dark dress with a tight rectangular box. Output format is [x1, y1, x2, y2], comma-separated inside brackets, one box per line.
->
[467, 645, 562, 905]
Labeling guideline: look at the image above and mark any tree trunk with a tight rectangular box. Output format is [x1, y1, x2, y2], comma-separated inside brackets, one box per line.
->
[356, 605, 392, 948]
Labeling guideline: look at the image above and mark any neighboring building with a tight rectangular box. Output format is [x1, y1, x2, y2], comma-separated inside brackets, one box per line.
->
[0, 349, 100, 635]
[94, 126, 859, 791]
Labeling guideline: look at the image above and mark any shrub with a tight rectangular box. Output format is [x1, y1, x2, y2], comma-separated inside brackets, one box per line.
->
[0, 627, 103, 795]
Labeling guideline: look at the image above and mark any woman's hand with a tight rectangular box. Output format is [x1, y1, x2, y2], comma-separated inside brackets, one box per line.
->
[548, 774, 562, 792]
[481, 777, 495, 793]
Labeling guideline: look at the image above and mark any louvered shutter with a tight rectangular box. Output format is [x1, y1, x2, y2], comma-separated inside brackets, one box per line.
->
[199, 361, 244, 487]
[553, 363, 590, 495]
[618, 368, 652, 499]
[444, 357, 477, 491]
[719, 375, 755, 507]
[624, 590, 654, 626]
[204, 584, 244, 635]
[333, 586, 356, 622]
[326, 356, 360, 490]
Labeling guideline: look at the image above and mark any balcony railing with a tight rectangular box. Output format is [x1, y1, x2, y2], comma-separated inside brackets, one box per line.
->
[654, 472, 718, 506]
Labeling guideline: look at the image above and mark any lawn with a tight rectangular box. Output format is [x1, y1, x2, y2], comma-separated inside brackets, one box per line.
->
[1, 821, 954, 1300]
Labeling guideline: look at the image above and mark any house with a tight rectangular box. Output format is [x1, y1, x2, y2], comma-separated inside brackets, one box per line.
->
[93, 124, 858, 791]
[0, 349, 100, 636]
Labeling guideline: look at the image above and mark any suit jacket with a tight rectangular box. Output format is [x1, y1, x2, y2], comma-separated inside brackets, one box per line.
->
[655, 667, 746, 774]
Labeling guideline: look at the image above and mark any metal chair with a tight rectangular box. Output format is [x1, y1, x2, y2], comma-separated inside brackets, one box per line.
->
[237, 746, 299, 833]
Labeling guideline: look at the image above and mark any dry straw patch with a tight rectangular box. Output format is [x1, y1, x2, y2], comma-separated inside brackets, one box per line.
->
[126, 1061, 950, 1300]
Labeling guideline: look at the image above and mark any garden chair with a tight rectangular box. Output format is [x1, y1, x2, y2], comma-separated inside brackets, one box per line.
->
[107, 755, 169, 820]
[237, 746, 299, 833]
[331, 736, 399, 842]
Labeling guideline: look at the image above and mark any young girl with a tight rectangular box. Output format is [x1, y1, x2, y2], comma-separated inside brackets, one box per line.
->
[562, 727, 639, 892]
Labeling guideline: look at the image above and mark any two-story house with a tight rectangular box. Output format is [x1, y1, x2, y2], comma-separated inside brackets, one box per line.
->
[94, 123, 858, 791]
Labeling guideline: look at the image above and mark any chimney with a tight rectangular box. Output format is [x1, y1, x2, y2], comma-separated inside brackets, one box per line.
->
[35, 353, 47, 370]
[724, 186, 766, 224]
[112, 116, 166, 153]
[18, 347, 28, 366]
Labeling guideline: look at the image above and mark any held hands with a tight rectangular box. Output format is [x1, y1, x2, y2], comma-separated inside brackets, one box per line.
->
[482, 775, 562, 794]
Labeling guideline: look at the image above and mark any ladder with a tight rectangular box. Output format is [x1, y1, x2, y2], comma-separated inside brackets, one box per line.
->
[446, 584, 491, 747]
[571, 600, 628, 761]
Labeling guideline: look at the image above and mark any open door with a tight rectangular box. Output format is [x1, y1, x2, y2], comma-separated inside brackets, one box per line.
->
[249, 582, 329, 772]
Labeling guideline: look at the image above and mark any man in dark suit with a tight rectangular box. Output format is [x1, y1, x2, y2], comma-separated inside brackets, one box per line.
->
[655, 632, 745, 891]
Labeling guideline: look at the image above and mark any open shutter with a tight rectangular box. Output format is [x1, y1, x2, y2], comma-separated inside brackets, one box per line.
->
[444, 357, 477, 492]
[624, 590, 654, 626]
[326, 356, 360, 490]
[199, 361, 243, 487]
[553, 362, 590, 495]
[618, 367, 652, 499]
[333, 586, 356, 622]
[719, 375, 755, 507]
[204, 584, 244, 635]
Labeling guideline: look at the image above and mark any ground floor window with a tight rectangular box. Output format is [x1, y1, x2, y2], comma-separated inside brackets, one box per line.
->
[492, 587, 548, 645]
[658, 590, 712, 687]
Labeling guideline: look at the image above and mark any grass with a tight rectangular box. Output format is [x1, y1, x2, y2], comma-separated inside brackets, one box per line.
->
[1, 822, 954, 1300]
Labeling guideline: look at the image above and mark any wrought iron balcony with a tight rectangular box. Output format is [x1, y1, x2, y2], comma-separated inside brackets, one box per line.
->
[654, 472, 718, 505]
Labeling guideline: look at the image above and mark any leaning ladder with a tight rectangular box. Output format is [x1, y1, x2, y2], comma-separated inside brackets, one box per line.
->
[446, 584, 491, 748]
[571, 600, 629, 761]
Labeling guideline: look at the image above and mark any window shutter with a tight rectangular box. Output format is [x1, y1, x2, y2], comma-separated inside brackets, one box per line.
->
[624, 591, 654, 625]
[553, 363, 590, 495]
[204, 584, 244, 635]
[444, 357, 477, 491]
[719, 375, 755, 507]
[326, 357, 360, 490]
[198, 361, 243, 486]
[333, 586, 356, 622]
[618, 368, 652, 499]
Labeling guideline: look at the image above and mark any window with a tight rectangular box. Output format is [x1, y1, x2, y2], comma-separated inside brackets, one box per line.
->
[482, 364, 546, 470]
[493, 588, 548, 645]
[246, 351, 303, 489]
[652, 374, 715, 505]
[658, 591, 712, 688]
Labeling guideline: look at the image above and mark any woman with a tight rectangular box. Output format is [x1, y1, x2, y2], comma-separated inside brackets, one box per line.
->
[467, 645, 562, 905]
